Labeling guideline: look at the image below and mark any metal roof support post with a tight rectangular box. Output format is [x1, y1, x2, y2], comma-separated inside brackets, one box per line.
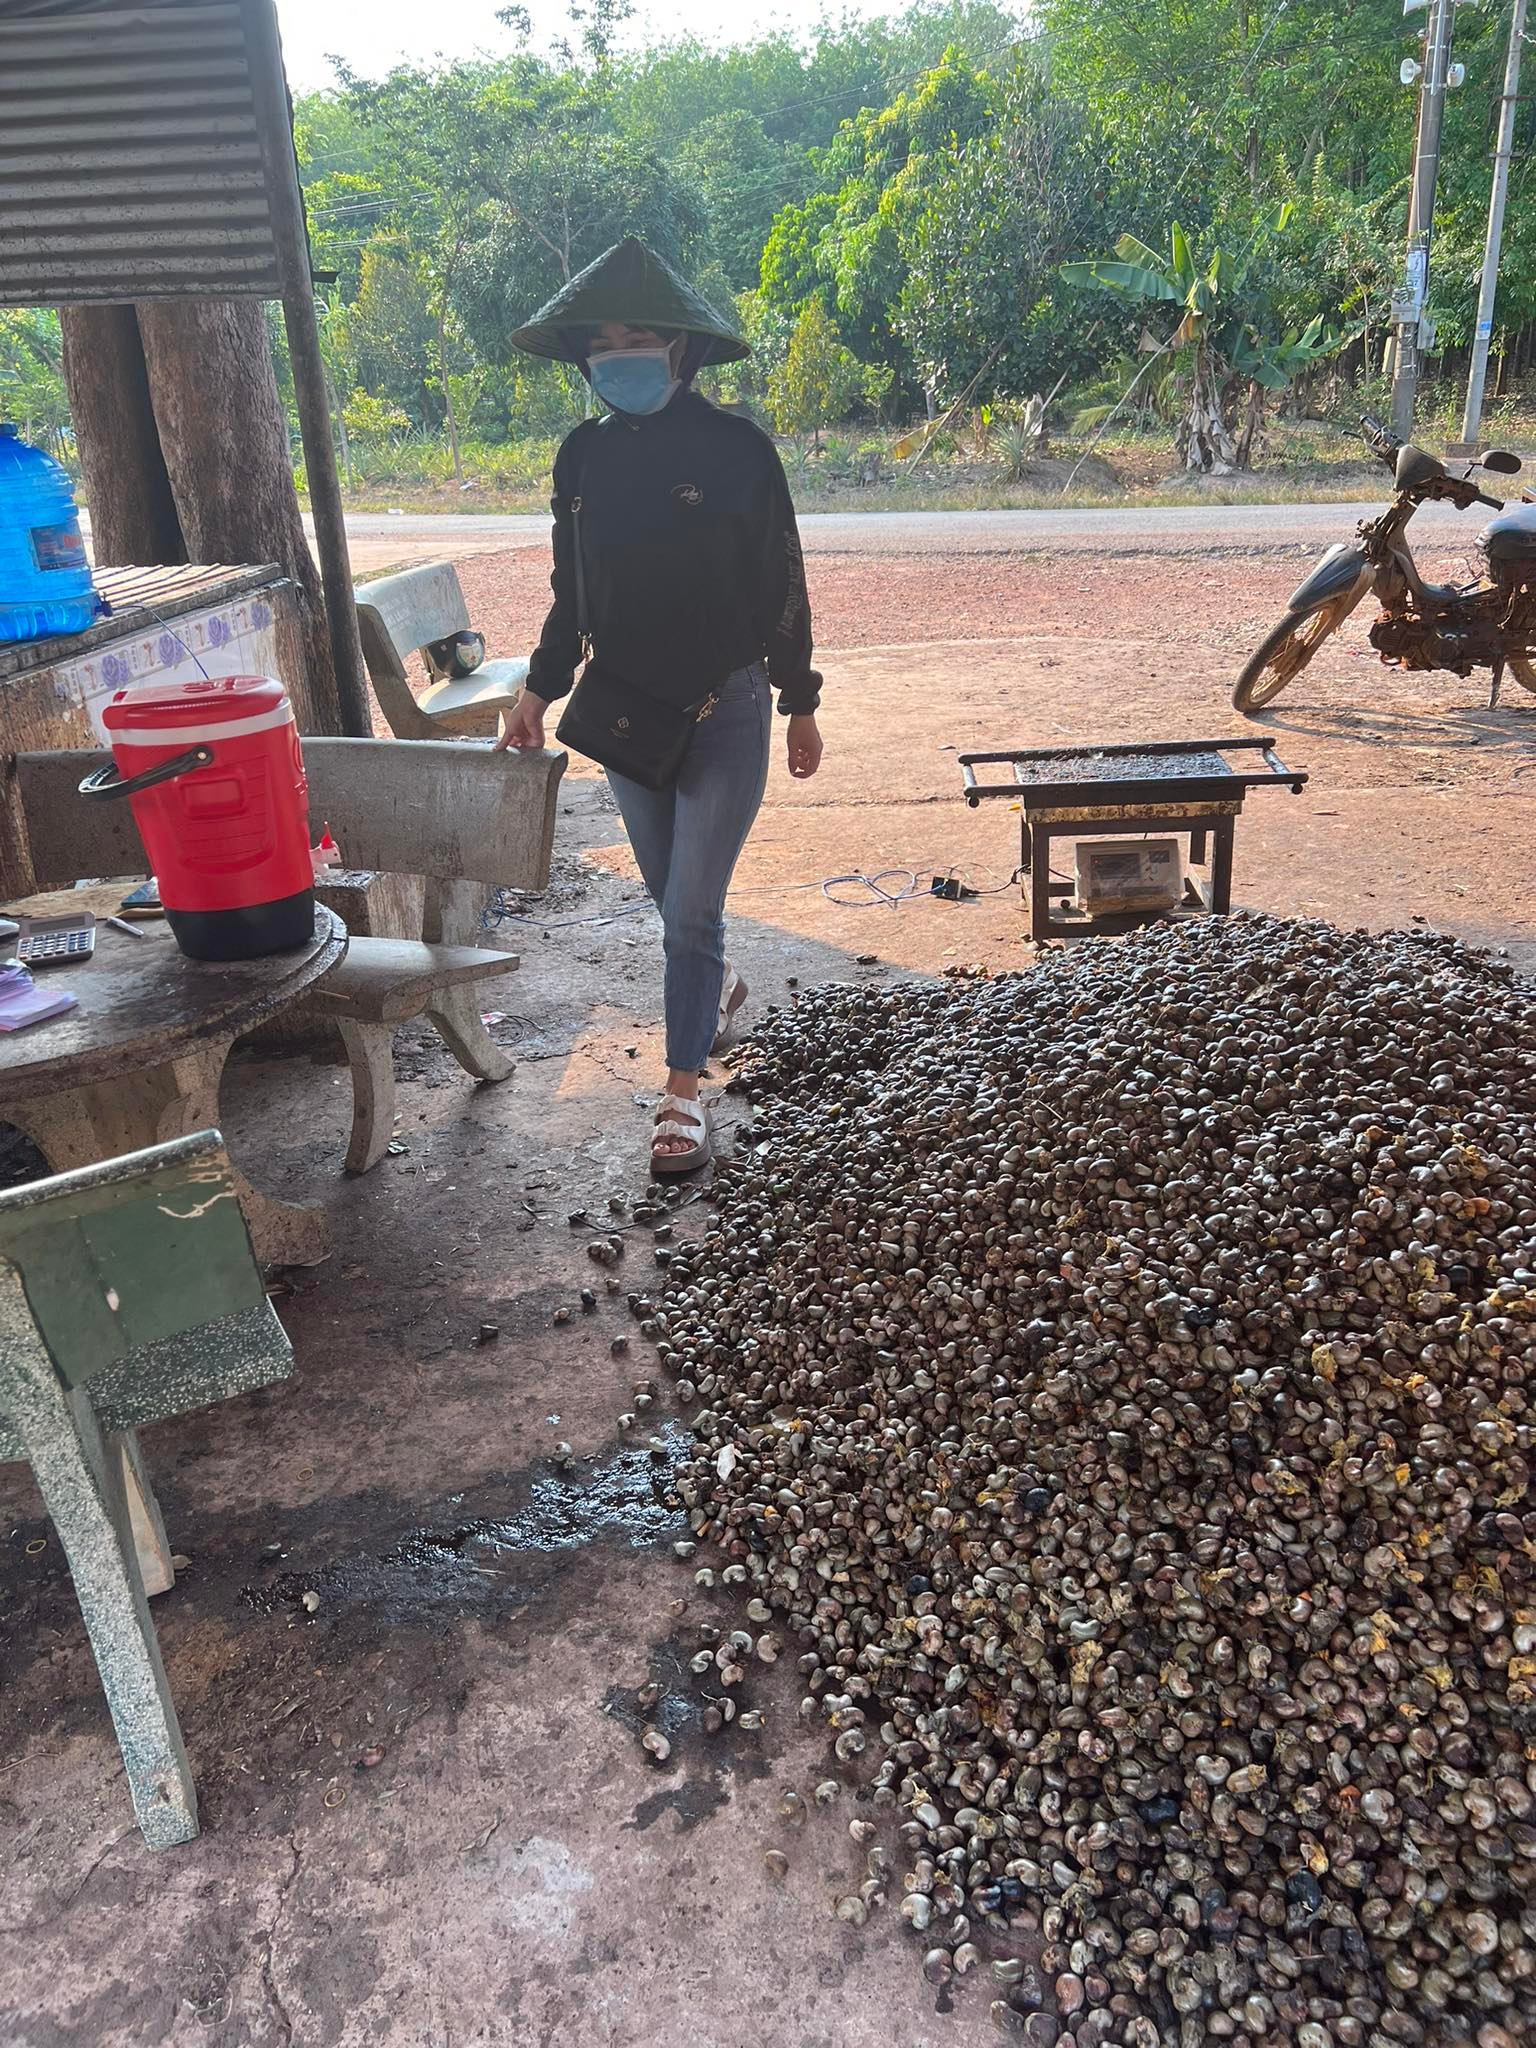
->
[241, 0, 373, 739]
[279, 286, 372, 735]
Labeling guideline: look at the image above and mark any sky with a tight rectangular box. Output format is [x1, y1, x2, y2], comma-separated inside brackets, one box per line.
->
[274, 0, 891, 93]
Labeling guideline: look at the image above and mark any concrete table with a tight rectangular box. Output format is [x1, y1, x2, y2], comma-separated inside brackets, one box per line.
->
[0, 886, 346, 1266]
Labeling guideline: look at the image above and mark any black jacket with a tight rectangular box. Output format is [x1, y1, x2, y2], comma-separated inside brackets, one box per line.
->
[526, 390, 822, 717]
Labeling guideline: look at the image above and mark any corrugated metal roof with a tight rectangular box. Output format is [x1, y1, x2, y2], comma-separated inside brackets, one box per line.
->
[0, 1, 286, 305]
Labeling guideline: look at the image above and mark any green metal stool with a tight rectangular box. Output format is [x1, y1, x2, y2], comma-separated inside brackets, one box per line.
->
[0, 1131, 294, 1849]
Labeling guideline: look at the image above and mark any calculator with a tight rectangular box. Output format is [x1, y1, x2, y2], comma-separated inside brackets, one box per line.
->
[16, 915, 96, 967]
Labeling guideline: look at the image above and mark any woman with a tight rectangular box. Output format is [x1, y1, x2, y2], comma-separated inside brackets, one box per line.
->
[497, 237, 824, 1176]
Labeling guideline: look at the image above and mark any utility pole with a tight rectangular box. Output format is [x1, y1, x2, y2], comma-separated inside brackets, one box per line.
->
[1460, 0, 1528, 447]
[1391, 0, 1457, 439]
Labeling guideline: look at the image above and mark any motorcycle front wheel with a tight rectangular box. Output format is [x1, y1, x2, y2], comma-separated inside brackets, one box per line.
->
[1232, 593, 1356, 714]
[1509, 652, 1536, 696]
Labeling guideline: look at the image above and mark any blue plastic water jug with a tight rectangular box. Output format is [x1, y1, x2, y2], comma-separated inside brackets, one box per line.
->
[0, 422, 103, 645]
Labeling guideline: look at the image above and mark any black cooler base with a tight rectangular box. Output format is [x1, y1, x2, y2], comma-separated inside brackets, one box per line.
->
[165, 888, 315, 962]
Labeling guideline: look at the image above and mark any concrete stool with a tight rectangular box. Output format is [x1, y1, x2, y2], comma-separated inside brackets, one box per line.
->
[0, 1131, 294, 1848]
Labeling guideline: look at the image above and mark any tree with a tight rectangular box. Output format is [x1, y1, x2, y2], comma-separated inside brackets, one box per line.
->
[677, 111, 806, 289]
[293, 91, 392, 299]
[282, 0, 1536, 478]
[760, 46, 1006, 395]
[58, 308, 184, 564]
[348, 241, 438, 424]
[61, 300, 338, 725]
[896, 56, 1110, 401]
[333, 61, 531, 480]
[768, 299, 867, 445]
[615, 4, 1023, 156]
[459, 128, 704, 347]
[1035, 0, 1518, 357]
[335, 57, 702, 401]
[1226, 315, 1347, 464]
[343, 389, 412, 445]
[1036, 0, 1408, 212]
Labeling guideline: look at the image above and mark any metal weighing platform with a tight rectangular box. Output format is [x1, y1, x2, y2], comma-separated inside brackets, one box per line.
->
[959, 737, 1307, 940]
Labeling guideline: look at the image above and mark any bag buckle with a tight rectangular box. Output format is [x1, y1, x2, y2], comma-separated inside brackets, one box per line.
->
[695, 693, 719, 723]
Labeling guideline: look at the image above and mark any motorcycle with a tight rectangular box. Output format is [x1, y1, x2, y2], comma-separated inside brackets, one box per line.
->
[1233, 413, 1536, 713]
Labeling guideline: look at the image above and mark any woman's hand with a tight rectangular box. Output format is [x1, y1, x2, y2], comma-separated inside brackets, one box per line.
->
[494, 690, 549, 752]
[787, 714, 823, 780]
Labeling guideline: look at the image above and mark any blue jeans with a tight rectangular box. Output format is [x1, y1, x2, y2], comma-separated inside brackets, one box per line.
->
[607, 663, 772, 1073]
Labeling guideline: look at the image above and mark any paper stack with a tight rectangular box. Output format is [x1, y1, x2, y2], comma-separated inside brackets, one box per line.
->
[0, 959, 78, 1033]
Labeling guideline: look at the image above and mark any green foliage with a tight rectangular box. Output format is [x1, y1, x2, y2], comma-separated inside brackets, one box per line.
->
[995, 420, 1040, 480]
[0, 311, 71, 455]
[1063, 213, 1349, 469]
[895, 55, 1111, 400]
[677, 111, 807, 289]
[283, 0, 1536, 480]
[457, 129, 706, 361]
[1229, 316, 1348, 394]
[343, 389, 412, 444]
[759, 45, 1008, 390]
[768, 299, 868, 441]
[350, 241, 439, 423]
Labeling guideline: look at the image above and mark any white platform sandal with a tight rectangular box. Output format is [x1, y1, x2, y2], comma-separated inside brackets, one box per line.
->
[652, 1094, 712, 1177]
[712, 965, 749, 1056]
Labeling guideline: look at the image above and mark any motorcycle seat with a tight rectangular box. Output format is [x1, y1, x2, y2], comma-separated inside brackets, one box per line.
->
[1482, 501, 1536, 563]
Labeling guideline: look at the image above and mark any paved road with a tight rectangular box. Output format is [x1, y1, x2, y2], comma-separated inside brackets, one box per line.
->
[331, 498, 1504, 574]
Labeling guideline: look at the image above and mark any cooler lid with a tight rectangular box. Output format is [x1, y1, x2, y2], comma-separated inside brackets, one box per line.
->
[102, 675, 292, 739]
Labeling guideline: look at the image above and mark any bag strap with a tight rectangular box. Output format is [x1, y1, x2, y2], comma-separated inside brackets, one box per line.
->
[567, 435, 593, 658]
[570, 492, 591, 654]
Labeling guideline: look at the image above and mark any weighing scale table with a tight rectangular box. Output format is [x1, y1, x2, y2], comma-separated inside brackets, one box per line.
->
[958, 737, 1308, 941]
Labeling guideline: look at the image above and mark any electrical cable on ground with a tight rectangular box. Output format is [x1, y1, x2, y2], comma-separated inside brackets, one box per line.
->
[480, 862, 1025, 931]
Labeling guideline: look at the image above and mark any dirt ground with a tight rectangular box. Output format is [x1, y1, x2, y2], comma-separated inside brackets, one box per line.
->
[2, 531, 1533, 2048]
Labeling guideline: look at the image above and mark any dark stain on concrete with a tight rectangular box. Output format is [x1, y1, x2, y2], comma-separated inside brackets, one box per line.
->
[238, 1423, 688, 1628]
[605, 1631, 773, 1833]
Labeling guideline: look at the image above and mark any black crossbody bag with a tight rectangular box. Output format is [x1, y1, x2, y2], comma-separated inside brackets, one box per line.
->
[553, 491, 719, 792]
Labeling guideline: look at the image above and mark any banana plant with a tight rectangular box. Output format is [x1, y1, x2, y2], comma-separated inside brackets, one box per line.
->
[1061, 210, 1321, 474]
[1225, 314, 1350, 466]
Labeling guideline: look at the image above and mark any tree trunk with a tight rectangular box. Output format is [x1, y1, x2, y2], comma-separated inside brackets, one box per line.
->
[59, 305, 186, 567]
[435, 305, 465, 487]
[323, 359, 354, 492]
[1234, 379, 1265, 468]
[136, 299, 335, 717]
[1175, 348, 1237, 474]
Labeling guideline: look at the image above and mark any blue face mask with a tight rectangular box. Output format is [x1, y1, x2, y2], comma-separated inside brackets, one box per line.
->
[588, 347, 680, 417]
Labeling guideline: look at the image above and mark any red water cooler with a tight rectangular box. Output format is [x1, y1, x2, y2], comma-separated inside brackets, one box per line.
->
[82, 676, 315, 961]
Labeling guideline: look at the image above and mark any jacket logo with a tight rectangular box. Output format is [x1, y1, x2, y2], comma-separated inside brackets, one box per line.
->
[613, 717, 630, 732]
[672, 483, 704, 507]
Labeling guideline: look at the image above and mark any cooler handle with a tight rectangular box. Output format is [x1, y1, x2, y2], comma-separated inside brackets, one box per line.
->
[79, 746, 214, 801]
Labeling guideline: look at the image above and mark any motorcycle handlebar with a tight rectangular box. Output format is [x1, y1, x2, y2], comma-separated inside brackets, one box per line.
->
[1420, 475, 1504, 512]
[1359, 412, 1400, 466]
[1356, 416, 1505, 508]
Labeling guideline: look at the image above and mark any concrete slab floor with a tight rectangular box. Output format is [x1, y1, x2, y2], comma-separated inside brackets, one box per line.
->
[1, 617, 1533, 2048]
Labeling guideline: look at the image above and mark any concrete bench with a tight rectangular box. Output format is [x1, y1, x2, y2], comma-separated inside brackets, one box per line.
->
[355, 561, 530, 740]
[299, 737, 565, 1169]
[0, 1130, 294, 1848]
